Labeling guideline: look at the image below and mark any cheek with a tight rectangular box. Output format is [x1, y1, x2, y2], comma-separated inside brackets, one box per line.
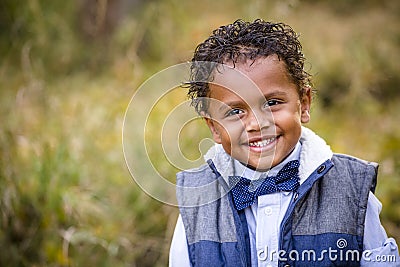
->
[213, 125, 233, 154]
[273, 110, 303, 132]
[219, 121, 246, 141]
[287, 102, 302, 119]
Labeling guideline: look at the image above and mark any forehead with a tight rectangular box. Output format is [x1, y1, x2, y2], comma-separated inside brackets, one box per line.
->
[208, 56, 295, 102]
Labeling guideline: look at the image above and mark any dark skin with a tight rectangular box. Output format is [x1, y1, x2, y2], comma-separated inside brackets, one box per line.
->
[204, 55, 311, 171]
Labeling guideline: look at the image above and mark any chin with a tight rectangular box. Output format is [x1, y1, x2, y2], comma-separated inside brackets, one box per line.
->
[249, 159, 275, 171]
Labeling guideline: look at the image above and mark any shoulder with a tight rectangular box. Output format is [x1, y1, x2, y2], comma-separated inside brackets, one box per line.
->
[178, 163, 210, 174]
[332, 153, 379, 175]
[176, 162, 230, 213]
[329, 153, 378, 192]
[332, 153, 378, 169]
[176, 163, 216, 187]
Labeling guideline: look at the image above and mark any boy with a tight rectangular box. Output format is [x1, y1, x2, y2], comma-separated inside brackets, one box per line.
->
[169, 19, 399, 266]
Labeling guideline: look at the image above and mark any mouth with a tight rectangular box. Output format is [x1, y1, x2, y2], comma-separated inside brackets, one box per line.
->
[248, 136, 277, 148]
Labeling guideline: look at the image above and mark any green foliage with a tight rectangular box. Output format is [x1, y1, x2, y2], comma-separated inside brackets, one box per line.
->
[0, 0, 399, 266]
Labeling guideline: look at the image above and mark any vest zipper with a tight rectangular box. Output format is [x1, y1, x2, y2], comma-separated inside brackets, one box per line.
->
[278, 161, 332, 266]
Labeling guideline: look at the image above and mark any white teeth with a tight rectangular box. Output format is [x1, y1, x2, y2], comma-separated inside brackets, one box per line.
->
[249, 137, 276, 147]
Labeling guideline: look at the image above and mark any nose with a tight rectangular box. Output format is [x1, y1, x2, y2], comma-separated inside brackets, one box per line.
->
[245, 108, 272, 132]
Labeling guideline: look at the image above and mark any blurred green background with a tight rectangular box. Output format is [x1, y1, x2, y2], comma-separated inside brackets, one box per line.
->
[1, 0, 399, 266]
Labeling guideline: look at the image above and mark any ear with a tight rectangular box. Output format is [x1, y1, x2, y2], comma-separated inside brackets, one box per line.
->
[203, 116, 222, 144]
[300, 87, 312, 123]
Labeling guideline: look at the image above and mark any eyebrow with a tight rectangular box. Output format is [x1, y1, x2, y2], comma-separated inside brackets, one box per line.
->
[263, 90, 289, 99]
[217, 100, 244, 112]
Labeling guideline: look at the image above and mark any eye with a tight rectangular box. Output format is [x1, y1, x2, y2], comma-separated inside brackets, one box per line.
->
[226, 108, 244, 117]
[264, 99, 282, 107]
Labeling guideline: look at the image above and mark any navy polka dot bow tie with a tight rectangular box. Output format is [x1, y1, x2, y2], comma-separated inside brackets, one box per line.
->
[229, 160, 300, 211]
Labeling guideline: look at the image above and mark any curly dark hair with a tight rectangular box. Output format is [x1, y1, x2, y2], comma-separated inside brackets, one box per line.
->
[186, 19, 313, 114]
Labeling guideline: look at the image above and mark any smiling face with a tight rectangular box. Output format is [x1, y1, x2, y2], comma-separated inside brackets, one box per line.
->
[204, 55, 311, 171]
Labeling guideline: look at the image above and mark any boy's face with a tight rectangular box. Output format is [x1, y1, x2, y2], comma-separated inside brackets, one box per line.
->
[204, 55, 311, 171]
